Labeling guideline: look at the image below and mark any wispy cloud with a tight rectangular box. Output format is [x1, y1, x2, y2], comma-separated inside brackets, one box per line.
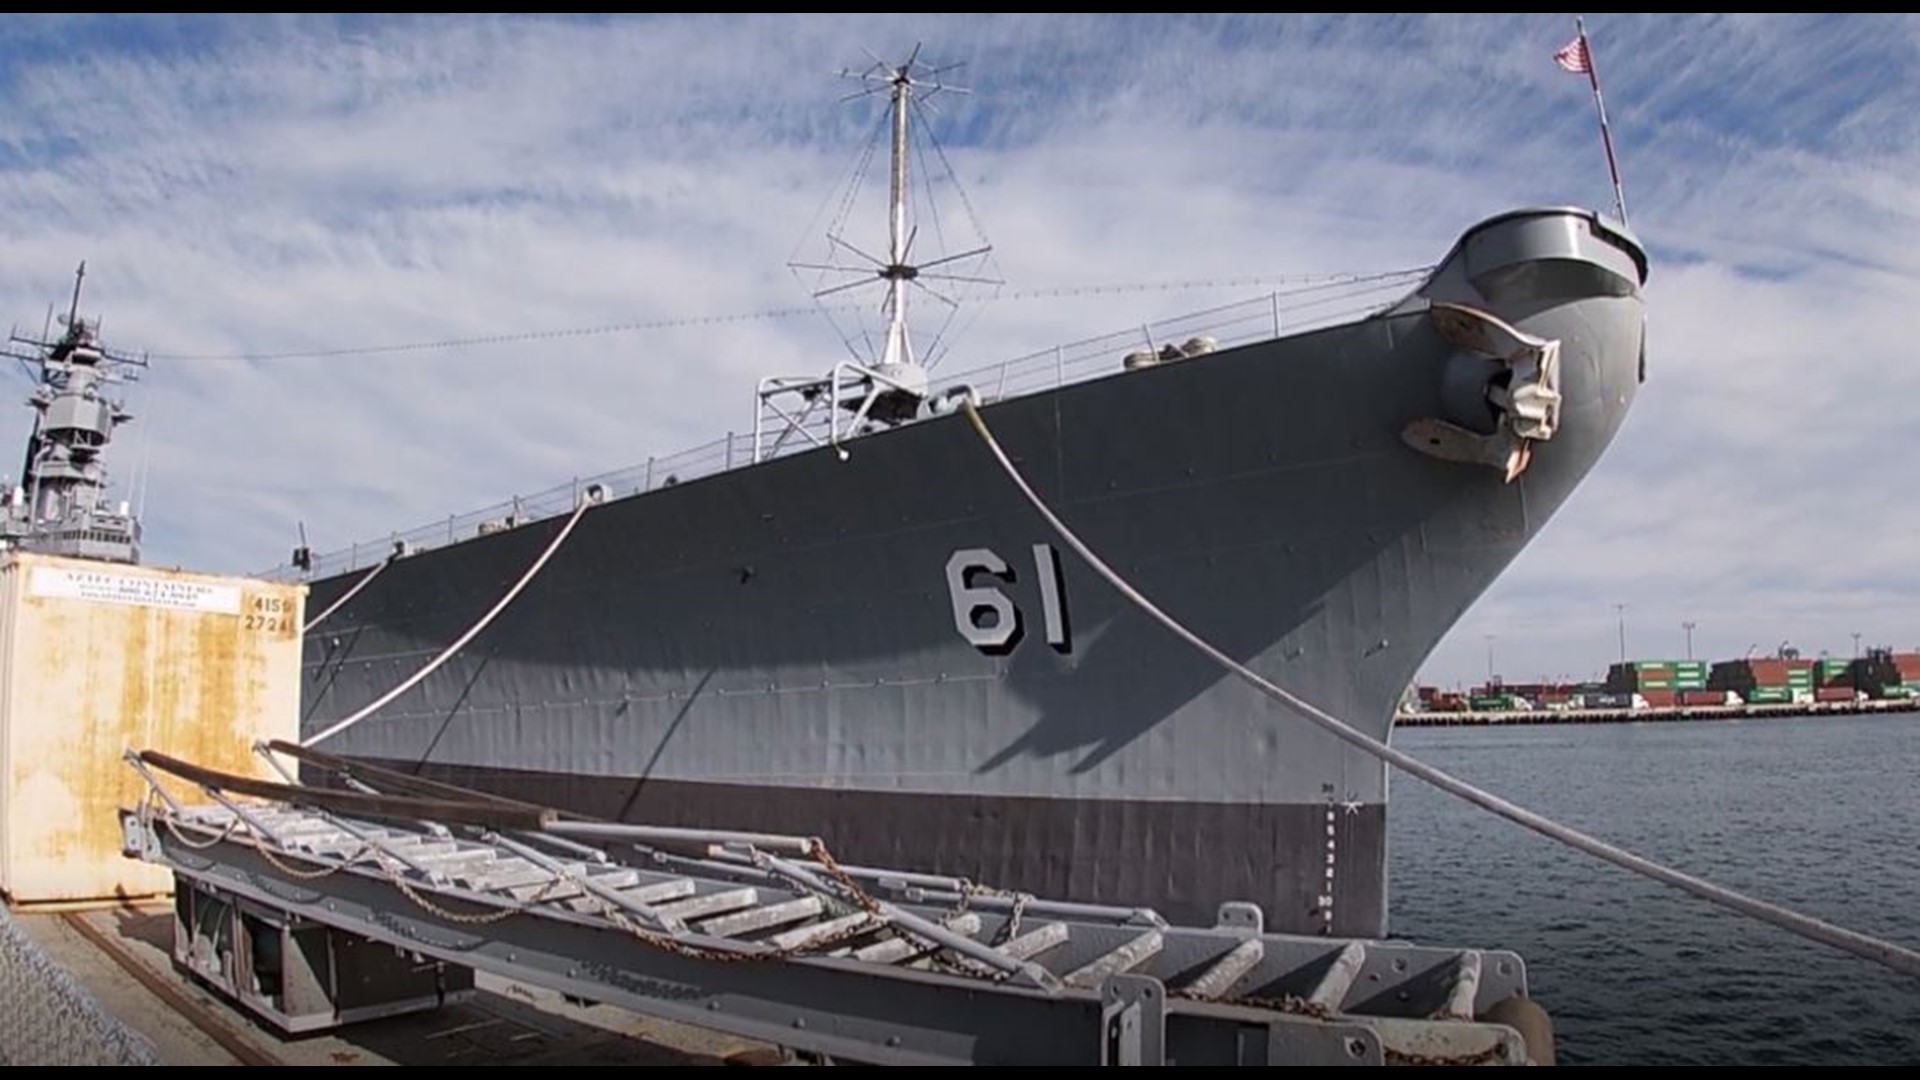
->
[2, 14, 1915, 683]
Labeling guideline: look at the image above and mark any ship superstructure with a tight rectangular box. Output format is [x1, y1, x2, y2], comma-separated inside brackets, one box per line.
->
[0, 263, 145, 565]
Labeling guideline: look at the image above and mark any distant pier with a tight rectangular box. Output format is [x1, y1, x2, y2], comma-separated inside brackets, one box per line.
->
[1396, 697, 1920, 728]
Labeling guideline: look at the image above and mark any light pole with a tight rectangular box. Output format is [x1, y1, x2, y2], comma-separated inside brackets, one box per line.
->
[1614, 603, 1627, 663]
[1852, 631, 1862, 658]
[1682, 620, 1696, 660]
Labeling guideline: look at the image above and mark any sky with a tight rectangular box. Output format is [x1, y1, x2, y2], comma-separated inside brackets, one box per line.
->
[0, 13, 1915, 688]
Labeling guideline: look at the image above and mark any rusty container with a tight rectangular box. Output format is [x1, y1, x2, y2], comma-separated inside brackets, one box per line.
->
[0, 552, 305, 906]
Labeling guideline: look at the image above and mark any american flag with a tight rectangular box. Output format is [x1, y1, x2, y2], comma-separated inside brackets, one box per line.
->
[1554, 35, 1591, 74]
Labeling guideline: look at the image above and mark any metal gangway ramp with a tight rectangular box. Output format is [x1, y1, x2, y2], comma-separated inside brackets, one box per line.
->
[117, 742, 1550, 1066]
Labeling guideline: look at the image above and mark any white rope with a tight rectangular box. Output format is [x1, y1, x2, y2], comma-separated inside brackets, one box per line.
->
[302, 557, 394, 633]
[956, 395, 1920, 980]
[302, 486, 606, 749]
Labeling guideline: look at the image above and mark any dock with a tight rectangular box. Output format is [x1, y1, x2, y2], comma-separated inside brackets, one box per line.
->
[1397, 697, 1920, 727]
[1, 901, 789, 1065]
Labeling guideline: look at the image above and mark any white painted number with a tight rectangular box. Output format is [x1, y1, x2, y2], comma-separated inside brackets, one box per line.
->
[946, 548, 1018, 649]
[945, 544, 1070, 653]
[1031, 543, 1069, 649]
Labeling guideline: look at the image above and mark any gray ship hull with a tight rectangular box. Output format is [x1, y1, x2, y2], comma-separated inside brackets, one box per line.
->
[299, 208, 1647, 936]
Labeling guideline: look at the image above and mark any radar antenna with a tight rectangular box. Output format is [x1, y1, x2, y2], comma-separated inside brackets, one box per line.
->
[760, 48, 1003, 463]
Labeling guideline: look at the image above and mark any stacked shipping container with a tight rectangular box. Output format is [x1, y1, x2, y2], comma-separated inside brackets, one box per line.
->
[1406, 648, 1920, 715]
[1857, 650, 1920, 699]
[1606, 659, 1710, 708]
[1708, 657, 1814, 704]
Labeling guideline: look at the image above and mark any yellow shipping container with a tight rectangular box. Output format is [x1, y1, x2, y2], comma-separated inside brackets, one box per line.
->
[0, 551, 306, 906]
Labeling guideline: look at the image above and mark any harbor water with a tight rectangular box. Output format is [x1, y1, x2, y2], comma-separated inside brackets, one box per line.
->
[1387, 712, 1920, 1065]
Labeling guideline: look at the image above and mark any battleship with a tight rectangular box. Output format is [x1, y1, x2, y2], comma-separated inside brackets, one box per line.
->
[281, 56, 1649, 938]
[0, 264, 146, 566]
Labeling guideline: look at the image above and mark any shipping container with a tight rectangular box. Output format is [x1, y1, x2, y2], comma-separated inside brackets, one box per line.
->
[1678, 689, 1731, 707]
[0, 552, 306, 906]
[1582, 692, 1632, 709]
[1636, 689, 1677, 708]
[1711, 658, 1815, 693]
[1745, 688, 1792, 704]
[1814, 687, 1858, 703]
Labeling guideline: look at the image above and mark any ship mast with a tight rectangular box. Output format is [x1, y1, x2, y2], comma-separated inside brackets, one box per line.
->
[756, 49, 1000, 463]
[879, 60, 916, 372]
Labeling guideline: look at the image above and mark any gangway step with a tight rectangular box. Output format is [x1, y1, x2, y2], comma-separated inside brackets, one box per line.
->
[1440, 951, 1482, 1021]
[850, 913, 982, 965]
[623, 877, 698, 904]
[768, 911, 881, 952]
[1063, 929, 1163, 988]
[997, 921, 1070, 961]
[1308, 940, 1368, 1011]
[654, 887, 759, 923]
[409, 849, 501, 875]
[698, 896, 825, 939]
[461, 860, 550, 892]
[1184, 938, 1264, 1001]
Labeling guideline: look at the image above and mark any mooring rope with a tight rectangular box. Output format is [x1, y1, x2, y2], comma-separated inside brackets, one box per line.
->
[302, 485, 606, 748]
[955, 393, 1920, 980]
[301, 557, 393, 633]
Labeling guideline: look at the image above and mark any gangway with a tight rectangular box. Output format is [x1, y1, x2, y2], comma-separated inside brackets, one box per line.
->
[117, 741, 1551, 1066]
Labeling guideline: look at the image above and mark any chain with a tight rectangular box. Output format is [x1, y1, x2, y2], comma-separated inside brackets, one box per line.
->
[806, 850, 1041, 970]
[802, 839, 885, 915]
[249, 832, 373, 881]
[1173, 987, 1335, 1022]
[1383, 1043, 1513, 1066]
[588, 892, 882, 966]
[950, 876, 1035, 947]
[1170, 987, 1517, 1065]
[140, 789, 248, 852]
[993, 890, 1030, 947]
[373, 853, 568, 926]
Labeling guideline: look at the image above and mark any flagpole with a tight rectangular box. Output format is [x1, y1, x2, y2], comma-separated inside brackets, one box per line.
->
[1575, 16, 1629, 228]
